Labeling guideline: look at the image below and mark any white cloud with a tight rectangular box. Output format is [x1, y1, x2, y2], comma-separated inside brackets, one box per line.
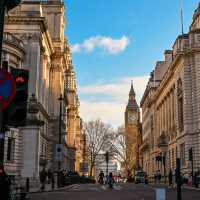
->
[71, 44, 81, 53]
[71, 35, 130, 55]
[79, 75, 149, 128]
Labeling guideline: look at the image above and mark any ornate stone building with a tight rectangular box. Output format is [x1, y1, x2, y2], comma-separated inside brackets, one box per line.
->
[124, 83, 141, 176]
[2, 0, 84, 181]
[140, 4, 200, 178]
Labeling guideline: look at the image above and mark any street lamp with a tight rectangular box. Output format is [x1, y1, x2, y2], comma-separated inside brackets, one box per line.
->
[105, 151, 109, 177]
[57, 94, 64, 187]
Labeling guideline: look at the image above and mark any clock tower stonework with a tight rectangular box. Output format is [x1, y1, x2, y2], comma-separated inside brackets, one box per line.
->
[124, 83, 140, 175]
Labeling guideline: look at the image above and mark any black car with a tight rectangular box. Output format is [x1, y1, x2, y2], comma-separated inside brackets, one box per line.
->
[135, 171, 148, 184]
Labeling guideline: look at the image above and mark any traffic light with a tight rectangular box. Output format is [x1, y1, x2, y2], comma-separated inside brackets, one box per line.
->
[189, 148, 193, 161]
[5, 67, 29, 127]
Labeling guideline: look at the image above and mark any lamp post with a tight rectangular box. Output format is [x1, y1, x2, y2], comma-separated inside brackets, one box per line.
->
[105, 151, 109, 177]
[189, 147, 194, 184]
[57, 94, 64, 187]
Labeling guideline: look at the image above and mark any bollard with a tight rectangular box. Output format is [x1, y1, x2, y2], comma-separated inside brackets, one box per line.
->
[155, 188, 166, 200]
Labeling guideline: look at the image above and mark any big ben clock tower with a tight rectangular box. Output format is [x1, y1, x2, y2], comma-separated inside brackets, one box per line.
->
[124, 82, 140, 176]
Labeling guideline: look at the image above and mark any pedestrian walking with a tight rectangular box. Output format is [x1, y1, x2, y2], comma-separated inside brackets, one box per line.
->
[51, 172, 55, 190]
[47, 169, 52, 184]
[39, 168, 47, 191]
[26, 177, 30, 192]
[108, 172, 114, 188]
[168, 169, 173, 187]
[194, 171, 199, 188]
[0, 164, 11, 200]
[98, 171, 104, 184]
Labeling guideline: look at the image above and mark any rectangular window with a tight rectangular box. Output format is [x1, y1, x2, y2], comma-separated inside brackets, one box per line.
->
[7, 138, 15, 161]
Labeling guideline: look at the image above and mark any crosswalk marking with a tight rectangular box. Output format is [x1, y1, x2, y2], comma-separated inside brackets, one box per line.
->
[68, 184, 123, 192]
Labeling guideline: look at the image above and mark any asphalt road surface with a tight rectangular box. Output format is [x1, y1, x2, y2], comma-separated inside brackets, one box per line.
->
[30, 183, 200, 200]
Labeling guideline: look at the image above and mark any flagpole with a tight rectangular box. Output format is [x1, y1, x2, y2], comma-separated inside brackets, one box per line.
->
[180, 0, 184, 35]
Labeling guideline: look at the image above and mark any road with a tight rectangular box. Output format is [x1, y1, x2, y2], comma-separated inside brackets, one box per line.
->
[30, 183, 200, 200]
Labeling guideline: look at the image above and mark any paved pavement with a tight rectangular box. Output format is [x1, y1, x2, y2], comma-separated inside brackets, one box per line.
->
[29, 183, 200, 200]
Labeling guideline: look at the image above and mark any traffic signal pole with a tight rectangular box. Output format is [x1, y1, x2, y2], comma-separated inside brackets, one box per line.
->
[176, 158, 182, 200]
[0, 2, 6, 165]
[0, 0, 22, 166]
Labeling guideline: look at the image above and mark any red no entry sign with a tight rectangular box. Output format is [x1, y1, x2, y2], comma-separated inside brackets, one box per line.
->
[0, 69, 16, 112]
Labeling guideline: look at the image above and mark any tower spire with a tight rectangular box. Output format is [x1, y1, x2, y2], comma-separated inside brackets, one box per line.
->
[129, 81, 135, 97]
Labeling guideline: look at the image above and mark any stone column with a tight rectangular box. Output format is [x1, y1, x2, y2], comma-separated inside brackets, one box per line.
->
[22, 33, 41, 99]
[21, 126, 40, 179]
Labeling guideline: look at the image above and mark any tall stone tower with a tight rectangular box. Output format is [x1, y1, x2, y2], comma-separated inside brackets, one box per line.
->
[124, 82, 140, 176]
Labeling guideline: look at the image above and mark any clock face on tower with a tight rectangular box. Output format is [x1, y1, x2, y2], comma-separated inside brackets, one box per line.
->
[128, 112, 137, 124]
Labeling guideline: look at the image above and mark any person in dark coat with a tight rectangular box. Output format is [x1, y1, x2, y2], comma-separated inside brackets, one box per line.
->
[168, 169, 173, 187]
[25, 177, 30, 193]
[0, 164, 11, 200]
[51, 172, 55, 190]
[47, 169, 52, 184]
[39, 168, 47, 191]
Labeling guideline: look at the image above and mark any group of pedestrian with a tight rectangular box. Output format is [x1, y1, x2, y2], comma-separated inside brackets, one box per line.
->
[98, 171, 115, 188]
[39, 168, 55, 191]
[154, 168, 200, 188]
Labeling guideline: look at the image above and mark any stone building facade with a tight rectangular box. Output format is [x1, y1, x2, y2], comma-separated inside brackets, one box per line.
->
[140, 4, 200, 178]
[1, 0, 84, 181]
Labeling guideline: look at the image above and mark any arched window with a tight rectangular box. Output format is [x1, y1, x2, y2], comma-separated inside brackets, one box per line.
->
[177, 79, 184, 131]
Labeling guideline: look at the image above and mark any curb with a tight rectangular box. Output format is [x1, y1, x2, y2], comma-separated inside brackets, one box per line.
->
[149, 183, 200, 191]
[183, 186, 200, 191]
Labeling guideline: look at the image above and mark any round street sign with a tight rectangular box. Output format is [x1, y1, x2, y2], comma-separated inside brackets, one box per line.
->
[0, 69, 16, 112]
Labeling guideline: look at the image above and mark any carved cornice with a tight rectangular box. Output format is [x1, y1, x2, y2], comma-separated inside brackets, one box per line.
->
[6, 16, 48, 33]
[5, 16, 54, 55]
[22, 0, 64, 6]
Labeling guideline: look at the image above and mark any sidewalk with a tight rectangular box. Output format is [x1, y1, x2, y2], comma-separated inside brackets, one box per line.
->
[29, 183, 75, 194]
[150, 182, 200, 191]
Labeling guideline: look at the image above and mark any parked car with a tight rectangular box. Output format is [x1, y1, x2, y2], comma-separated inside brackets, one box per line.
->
[65, 171, 96, 185]
[135, 171, 148, 184]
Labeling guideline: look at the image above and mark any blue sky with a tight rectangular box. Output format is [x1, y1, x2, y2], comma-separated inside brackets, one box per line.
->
[64, 0, 199, 127]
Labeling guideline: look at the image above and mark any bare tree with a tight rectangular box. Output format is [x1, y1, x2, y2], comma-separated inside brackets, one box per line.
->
[110, 125, 136, 179]
[84, 119, 113, 177]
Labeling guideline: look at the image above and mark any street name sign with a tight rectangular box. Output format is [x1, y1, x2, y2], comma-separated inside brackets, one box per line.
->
[54, 144, 63, 161]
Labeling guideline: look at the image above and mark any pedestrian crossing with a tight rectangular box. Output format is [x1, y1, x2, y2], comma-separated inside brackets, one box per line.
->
[69, 184, 123, 192]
